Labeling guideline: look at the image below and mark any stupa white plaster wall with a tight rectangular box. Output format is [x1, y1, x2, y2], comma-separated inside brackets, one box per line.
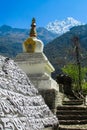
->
[15, 52, 59, 91]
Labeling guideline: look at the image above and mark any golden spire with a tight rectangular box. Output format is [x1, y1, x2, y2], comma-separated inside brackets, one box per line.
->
[29, 18, 37, 37]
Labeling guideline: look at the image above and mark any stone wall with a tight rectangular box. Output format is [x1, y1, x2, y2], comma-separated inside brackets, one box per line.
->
[39, 89, 58, 113]
[39, 89, 64, 113]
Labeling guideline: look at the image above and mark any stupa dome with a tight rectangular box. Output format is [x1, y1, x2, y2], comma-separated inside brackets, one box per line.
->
[23, 18, 44, 53]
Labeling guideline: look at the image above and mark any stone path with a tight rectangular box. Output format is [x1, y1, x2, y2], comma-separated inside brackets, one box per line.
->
[59, 124, 87, 130]
[56, 98, 87, 130]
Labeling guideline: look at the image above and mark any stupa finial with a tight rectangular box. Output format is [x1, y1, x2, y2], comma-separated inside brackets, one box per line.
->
[29, 18, 37, 37]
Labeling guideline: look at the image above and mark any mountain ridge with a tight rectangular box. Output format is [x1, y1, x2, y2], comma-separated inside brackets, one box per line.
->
[0, 22, 87, 77]
[44, 24, 87, 78]
[0, 25, 57, 57]
[46, 17, 84, 35]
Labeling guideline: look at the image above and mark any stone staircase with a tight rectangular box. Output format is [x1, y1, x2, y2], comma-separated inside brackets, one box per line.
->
[56, 99, 87, 130]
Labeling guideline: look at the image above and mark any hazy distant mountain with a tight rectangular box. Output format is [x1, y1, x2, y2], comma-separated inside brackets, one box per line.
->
[46, 17, 84, 35]
[44, 24, 87, 78]
[37, 27, 57, 44]
[0, 25, 57, 57]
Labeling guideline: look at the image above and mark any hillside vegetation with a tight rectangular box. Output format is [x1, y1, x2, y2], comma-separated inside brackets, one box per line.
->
[0, 25, 57, 57]
[44, 24, 87, 78]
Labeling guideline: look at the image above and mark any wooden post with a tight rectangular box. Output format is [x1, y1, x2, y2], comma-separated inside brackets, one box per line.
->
[73, 36, 81, 91]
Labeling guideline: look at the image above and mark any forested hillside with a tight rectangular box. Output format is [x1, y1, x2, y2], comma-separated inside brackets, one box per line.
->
[44, 24, 87, 78]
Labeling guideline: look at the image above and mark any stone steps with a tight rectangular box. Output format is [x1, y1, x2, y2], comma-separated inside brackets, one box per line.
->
[59, 125, 87, 130]
[59, 119, 87, 125]
[62, 100, 83, 105]
[56, 105, 87, 130]
[57, 110, 87, 115]
[58, 115, 87, 120]
[57, 106, 87, 110]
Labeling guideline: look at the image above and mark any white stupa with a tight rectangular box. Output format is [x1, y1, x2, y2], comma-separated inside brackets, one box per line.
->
[15, 18, 58, 90]
[15, 18, 59, 111]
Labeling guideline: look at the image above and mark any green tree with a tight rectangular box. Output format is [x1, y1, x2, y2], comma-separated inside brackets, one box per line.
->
[62, 64, 87, 91]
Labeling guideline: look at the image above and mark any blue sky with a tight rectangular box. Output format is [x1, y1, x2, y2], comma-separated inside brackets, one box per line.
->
[0, 0, 87, 28]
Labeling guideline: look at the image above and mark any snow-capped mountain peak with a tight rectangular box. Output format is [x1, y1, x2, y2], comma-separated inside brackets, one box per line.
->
[46, 17, 84, 35]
